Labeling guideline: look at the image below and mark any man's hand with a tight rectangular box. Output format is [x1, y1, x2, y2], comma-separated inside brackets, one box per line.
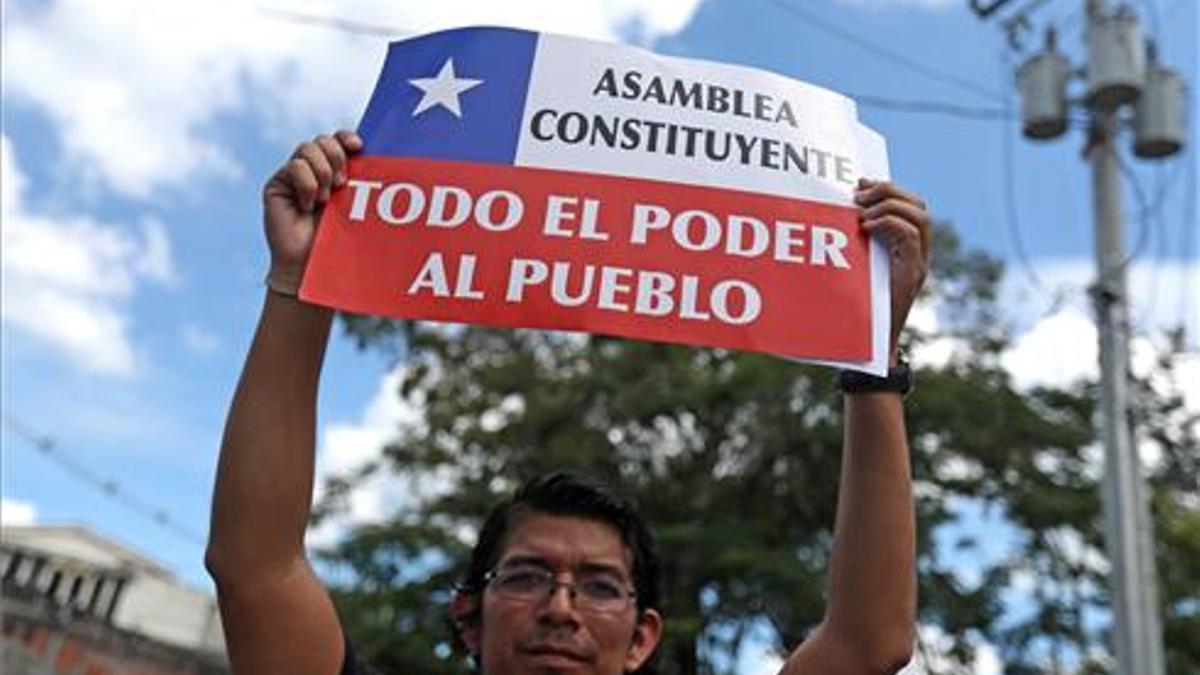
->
[262, 130, 363, 294]
[855, 179, 932, 363]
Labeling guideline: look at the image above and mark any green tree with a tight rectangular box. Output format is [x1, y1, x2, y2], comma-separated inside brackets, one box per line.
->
[314, 228, 1199, 674]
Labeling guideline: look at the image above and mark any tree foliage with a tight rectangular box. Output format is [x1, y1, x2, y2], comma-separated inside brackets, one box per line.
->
[315, 228, 1199, 674]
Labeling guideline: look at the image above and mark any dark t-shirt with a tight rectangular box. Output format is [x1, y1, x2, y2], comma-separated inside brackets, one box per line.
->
[341, 634, 383, 675]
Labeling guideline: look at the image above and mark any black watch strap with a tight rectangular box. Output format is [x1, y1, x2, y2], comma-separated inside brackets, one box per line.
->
[837, 362, 913, 396]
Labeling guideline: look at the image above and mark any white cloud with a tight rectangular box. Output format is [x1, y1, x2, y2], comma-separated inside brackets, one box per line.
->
[1176, 353, 1200, 413]
[837, 0, 960, 9]
[907, 300, 971, 370]
[900, 625, 1001, 674]
[181, 323, 221, 355]
[1002, 258, 1200, 350]
[307, 365, 429, 547]
[1, 135, 176, 377]
[134, 219, 178, 286]
[907, 258, 1197, 381]
[1, 498, 38, 527]
[1001, 309, 1098, 390]
[966, 256, 1200, 406]
[744, 648, 784, 675]
[999, 305, 1199, 416]
[6, 0, 704, 200]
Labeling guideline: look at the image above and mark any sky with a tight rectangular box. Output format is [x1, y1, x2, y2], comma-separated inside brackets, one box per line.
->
[1, 1, 1196, 673]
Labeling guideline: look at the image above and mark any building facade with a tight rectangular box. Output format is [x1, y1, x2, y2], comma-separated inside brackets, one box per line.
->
[1, 525, 228, 675]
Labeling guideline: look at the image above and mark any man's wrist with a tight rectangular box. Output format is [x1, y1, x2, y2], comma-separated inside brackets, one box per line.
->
[264, 264, 303, 298]
[265, 275, 299, 298]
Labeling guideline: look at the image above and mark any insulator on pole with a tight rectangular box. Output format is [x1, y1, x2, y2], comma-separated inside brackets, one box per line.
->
[1134, 42, 1186, 158]
[1017, 28, 1070, 139]
[1085, 4, 1145, 110]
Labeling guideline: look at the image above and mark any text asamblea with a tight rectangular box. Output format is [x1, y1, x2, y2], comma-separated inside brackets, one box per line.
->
[525, 67, 855, 184]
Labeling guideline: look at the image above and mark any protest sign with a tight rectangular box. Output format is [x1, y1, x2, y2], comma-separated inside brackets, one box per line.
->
[302, 26, 892, 373]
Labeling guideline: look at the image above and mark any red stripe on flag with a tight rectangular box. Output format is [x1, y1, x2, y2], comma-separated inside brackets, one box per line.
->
[302, 156, 872, 361]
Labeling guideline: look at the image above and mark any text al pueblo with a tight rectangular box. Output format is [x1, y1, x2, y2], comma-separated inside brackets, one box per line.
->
[303, 157, 873, 361]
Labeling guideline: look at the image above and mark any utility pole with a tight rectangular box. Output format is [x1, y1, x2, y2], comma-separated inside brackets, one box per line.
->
[977, 0, 1188, 673]
[1089, 103, 1164, 675]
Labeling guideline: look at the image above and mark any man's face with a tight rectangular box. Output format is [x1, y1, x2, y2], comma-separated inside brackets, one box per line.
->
[455, 513, 662, 675]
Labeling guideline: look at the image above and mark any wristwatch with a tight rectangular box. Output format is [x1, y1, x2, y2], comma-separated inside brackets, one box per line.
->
[837, 361, 913, 396]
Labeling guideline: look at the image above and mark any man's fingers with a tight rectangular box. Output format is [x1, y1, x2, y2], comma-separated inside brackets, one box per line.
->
[862, 214, 922, 255]
[292, 142, 335, 203]
[267, 131, 363, 215]
[335, 129, 364, 153]
[857, 181, 933, 264]
[314, 135, 348, 186]
[285, 157, 320, 213]
[855, 179, 927, 211]
[862, 198, 929, 230]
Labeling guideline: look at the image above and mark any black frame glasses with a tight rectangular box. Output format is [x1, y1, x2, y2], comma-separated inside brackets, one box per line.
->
[482, 566, 637, 615]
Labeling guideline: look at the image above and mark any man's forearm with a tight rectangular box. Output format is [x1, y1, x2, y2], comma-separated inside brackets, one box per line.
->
[206, 292, 334, 578]
[822, 392, 917, 664]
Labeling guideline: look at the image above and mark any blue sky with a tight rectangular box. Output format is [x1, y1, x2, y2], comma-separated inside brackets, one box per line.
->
[2, 1, 1196, 672]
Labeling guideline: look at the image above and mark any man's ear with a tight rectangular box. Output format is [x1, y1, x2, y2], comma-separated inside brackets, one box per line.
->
[450, 590, 481, 655]
[624, 608, 664, 672]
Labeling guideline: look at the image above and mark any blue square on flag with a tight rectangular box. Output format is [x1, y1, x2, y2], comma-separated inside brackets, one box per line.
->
[357, 27, 536, 165]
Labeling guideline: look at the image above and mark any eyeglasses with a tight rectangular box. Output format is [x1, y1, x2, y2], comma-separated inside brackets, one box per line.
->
[483, 566, 637, 615]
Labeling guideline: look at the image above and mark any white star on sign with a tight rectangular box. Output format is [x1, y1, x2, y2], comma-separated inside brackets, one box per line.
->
[408, 58, 483, 119]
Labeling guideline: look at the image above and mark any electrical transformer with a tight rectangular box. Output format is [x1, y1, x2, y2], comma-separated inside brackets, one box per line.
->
[1085, 6, 1144, 110]
[1134, 54, 1186, 158]
[1017, 36, 1071, 140]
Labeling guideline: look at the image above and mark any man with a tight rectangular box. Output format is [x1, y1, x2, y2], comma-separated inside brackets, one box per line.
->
[206, 129, 931, 674]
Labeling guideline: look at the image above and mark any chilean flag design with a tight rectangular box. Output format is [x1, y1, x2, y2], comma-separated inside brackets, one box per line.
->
[302, 27, 893, 371]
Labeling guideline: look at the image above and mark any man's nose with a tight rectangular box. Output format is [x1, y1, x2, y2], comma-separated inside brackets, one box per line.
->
[540, 582, 581, 621]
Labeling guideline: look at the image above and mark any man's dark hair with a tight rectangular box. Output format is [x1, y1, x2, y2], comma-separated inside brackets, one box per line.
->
[452, 472, 662, 670]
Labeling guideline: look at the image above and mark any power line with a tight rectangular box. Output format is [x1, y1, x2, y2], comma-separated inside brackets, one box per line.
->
[256, 4, 1027, 124]
[849, 92, 1095, 127]
[1116, 151, 1155, 269]
[1145, 161, 1171, 334]
[254, 7, 408, 37]
[1115, 151, 1163, 332]
[997, 51, 1064, 311]
[1179, 144, 1197, 343]
[760, 0, 1002, 103]
[847, 94, 1012, 120]
[1137, 0, 1162, 42]
[1114, 148, 1193, 340]
[1132, 154, 1192, 333]
[2, 411, 208, 547]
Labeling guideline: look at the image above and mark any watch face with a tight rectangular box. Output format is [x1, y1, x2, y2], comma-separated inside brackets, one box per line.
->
[838, 364, 912, 395]
[892, 365, 914, 395]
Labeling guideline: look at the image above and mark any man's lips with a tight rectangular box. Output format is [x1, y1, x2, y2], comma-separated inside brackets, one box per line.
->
[521, 644, 591, 664]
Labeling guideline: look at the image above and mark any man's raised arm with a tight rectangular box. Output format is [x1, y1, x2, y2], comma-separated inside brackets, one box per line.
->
[205, 131, 362, 675]
[783, 179, 930, 675]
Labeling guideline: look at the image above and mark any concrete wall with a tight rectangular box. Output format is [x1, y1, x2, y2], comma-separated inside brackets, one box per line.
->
[114, 574, 225, 654]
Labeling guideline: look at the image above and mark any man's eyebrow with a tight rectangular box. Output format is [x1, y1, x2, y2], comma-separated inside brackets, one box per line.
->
[497, 555, 553, 569]
[577, 561, 628, 578]
[497, 556, 629, 578]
